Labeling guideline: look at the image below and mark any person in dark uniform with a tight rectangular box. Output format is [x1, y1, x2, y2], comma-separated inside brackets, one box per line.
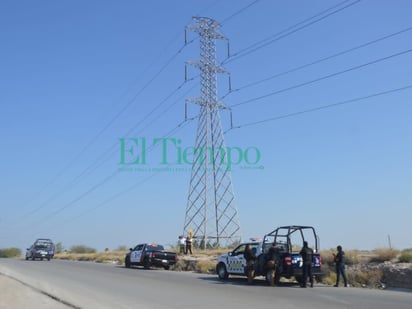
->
[244, 244, 256, 263]
[299, 241, 314, 288]
[185, 235, 192, 255]
[265, 243, 281, 286]
[243, 244, 256, 284]
[333, 245, 348, 287]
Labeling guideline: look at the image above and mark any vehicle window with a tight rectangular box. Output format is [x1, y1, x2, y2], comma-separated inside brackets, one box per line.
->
[147, 245, 164, 251]
[276, 242, 288, 252]
[232, 244, 246, 256]
[134, 245, 144, 251]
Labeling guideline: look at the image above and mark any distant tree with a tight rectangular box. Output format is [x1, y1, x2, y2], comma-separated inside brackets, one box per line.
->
[69, 245, 96, 254]
[55, 242, 64, 254]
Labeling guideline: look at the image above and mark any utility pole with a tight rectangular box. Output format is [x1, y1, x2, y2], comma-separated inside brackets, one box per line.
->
[183, 17, 241, 249]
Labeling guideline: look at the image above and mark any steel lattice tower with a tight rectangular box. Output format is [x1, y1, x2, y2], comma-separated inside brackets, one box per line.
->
[183, 17, 241, 249]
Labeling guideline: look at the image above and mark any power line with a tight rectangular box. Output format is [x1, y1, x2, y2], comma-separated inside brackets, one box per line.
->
[227, 84, 412, 132]
[223, 0, 361, 64]
[61, 117, 196, 225]
[20, 39, 194, 216]
[221, 0, 261, 24]
[223, 25, 412, 98]
[22, 79, 197, 218]
[20, 33, 198, 217]
[28, 116, 197, 234]
[231, 47, 412, 108]
[65, 82, 198, 188]
[28, 116, 197, 228]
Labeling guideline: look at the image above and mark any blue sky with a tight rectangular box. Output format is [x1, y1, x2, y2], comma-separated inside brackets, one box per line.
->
[1, 0, 411, 252]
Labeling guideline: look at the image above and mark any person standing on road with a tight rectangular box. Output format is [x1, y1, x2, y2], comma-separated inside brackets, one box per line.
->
[244, 244, 257, 284]
[299, 241, 314, 288]
[265, 243, 281, 286]
[178, 235, 186, 255]
[185, 235, 192, 255]
[244, 244, 256, 264]
[333, 245, 348, 287]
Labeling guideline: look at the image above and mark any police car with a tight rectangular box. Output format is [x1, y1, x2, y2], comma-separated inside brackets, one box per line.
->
[216, 242, 262, 279]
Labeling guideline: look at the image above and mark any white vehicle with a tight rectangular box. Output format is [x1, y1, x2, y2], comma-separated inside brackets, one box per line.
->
[216, 242, 262, 279]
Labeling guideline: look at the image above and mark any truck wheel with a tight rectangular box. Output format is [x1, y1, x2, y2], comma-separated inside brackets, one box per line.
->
[164, 265, 170, 270]
[143, 258, 151, 269]
[125, 257, 131, 268]
[217, 263, 229, 279]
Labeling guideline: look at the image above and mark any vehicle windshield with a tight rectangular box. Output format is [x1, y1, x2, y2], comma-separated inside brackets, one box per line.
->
[34, 245, 49, 250]
[147, 244, 164, 251]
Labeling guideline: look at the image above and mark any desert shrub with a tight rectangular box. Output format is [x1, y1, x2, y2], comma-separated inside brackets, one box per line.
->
[369, 248, 399, 263]
[344, 250, 360, 265]
[347, 269, 383, 288]
[195, 259, 216, 274]
[322, 272, 336, 286]
[55, 242, 64, 254]
[320, 249, 359, 267]
[172, 259, 187, 271]
[0, 247, 21, 258]
[69, 245, 96, 254]
[398, 248, 412, 263]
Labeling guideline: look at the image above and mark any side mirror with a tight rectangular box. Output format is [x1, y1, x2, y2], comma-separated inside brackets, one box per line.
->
[129, 248, 133, 251]
[228, 252, 232, 256]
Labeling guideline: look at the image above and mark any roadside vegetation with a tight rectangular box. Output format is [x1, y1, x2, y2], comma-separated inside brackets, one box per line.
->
[0, 247, 21, 258]
[398, 248, 412, 263]
[319, 247, 408, 288]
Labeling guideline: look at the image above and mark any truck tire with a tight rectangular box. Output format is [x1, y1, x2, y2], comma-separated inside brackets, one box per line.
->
[125, 256, 131, 268]
[143, 258, 151, 269]
[163, 265, 170, 270]
[217, 263, 229, 279]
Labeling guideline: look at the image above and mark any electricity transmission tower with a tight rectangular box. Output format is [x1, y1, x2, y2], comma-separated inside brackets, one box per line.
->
[183, 17, 241, 249]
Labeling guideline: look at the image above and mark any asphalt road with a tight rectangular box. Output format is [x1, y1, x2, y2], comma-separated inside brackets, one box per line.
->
[1, 258, 411, 309]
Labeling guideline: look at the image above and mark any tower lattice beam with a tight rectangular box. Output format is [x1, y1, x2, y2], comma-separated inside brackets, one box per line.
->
[183, 17, 241, 249]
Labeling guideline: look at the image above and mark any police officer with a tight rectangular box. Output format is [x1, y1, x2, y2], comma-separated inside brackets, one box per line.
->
[265, 243, 281, 286]
[333, 245, 348, 287]
[243, 244, 256, 284]
[299, 241, 314, 288]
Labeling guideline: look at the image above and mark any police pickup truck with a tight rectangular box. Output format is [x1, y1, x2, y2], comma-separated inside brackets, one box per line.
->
[125, 243, 178, 270]
[216, 225, 322, 284]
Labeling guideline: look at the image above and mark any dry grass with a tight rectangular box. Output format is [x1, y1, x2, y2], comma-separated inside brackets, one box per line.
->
[369, 248, 399, 263]
[55, 250, 127, 264]
[347, 269, 383, 288]
[320, 249, 361, 266]
[398, 249, 412, 263]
